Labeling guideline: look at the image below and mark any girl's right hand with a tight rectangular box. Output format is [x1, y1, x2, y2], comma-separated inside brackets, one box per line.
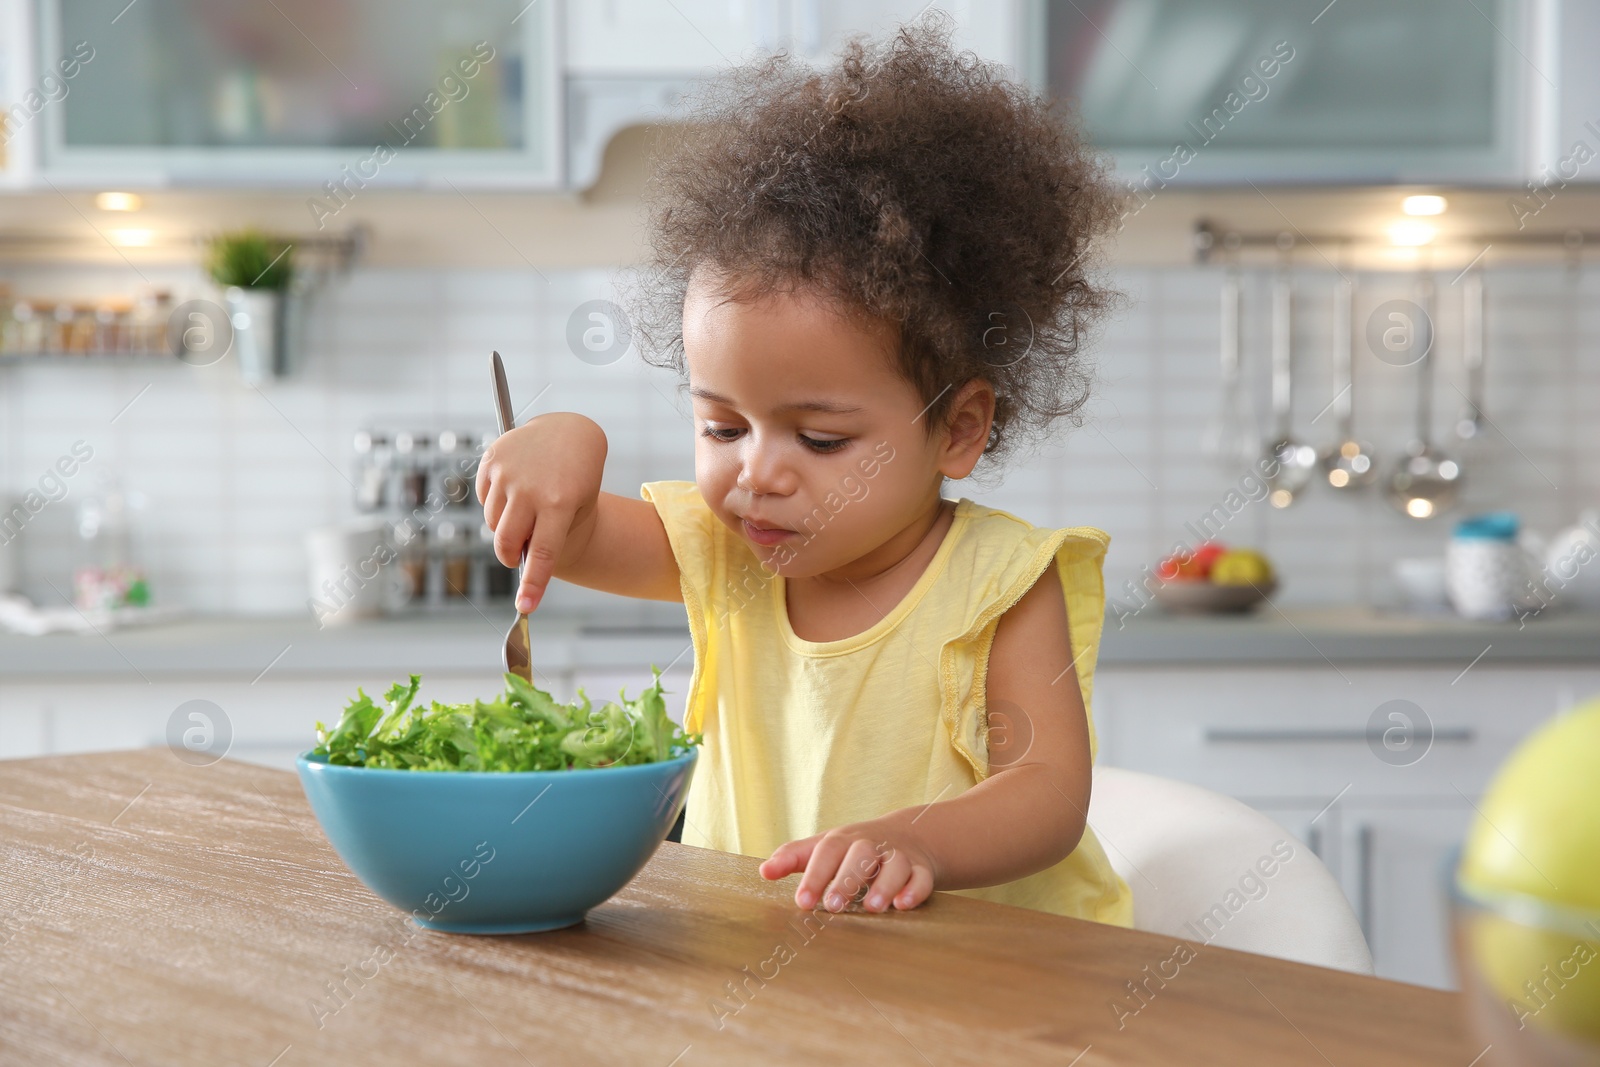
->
[476, 412, 608, 613]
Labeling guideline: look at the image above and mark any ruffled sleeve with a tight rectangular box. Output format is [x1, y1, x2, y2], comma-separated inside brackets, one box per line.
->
[938, 515, 1110, 781]
[639, 481, 723, 734]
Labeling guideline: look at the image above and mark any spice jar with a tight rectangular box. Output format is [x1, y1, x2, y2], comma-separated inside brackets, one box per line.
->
[394, 431, 433, 509]
[436, 430, 477, 507]
[352, 430, 391, 512]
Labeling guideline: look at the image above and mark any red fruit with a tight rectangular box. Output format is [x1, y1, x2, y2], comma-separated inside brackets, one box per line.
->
[1191, 542, 1227, 576]
[1157, 542, 1226, 582]
[1157, 554, 1200, 581]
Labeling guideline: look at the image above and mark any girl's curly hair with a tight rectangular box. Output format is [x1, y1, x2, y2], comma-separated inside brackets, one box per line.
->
[625, 12, 1120, 462]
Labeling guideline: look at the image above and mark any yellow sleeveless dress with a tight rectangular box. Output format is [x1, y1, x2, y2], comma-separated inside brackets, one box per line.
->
[640, 480, 1133, 926]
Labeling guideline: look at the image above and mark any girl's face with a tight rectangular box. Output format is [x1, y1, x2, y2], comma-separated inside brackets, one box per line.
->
[682, 271, 968, 579]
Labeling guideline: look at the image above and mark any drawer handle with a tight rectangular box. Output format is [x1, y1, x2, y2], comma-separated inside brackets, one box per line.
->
[1203, 728, 1476, 744]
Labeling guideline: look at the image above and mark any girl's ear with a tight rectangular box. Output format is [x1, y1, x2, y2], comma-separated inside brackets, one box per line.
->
[937, 379, 995, 480]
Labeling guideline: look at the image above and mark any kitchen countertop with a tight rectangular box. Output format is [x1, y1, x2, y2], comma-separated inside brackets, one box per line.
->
[0, 749, 1474, 1066]
[1, 604, 1597, 680]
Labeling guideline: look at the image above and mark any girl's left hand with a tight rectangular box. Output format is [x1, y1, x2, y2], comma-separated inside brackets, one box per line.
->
[758, 819, 938, 913]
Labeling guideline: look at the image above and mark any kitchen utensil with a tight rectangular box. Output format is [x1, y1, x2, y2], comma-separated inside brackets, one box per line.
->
[1262, 261, 1317, 508]
[1445, 512, 1536, 621]
[297, 747, 699, 933]
[492, 350, 532, 684]
[1386, 273, 1462, 519]
[1456, 270, 1488, 441]
[1203, 265, 1258, 469]
[1321, 274, 1377, 489]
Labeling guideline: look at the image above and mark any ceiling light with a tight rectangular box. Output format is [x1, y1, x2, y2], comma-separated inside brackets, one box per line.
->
[95, 191, 143, 212]
[1405, 498, 1435, 519]
[109, 228, 155, 247]
[1401, 195, 1447, 216]
[1389, 220, 1436, 247]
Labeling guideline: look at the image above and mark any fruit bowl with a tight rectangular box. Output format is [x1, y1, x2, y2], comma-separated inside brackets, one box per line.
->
[1152, 578, 1278, 615]
[1447, 850, 1600, 1065]
[297, 749, 697, 934]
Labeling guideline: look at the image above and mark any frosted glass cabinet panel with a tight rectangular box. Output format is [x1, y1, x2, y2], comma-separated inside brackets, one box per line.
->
[37, 0, 560, 186]
[1033, 0, 1534, 183]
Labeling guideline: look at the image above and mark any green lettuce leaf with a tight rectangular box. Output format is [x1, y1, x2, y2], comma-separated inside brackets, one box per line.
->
[310, 668, 701, 772]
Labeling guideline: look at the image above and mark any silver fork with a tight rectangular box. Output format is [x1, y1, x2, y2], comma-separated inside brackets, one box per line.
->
[491, 351, 532, 683]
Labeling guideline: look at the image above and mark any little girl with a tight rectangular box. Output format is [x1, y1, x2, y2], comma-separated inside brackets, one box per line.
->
[477, 17, 1131, 925]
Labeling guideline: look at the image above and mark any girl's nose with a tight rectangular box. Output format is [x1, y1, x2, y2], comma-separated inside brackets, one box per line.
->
[736, 438, 795, 496]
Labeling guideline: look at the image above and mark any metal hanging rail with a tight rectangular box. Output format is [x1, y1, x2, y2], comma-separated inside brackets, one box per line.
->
[1193, 220, 1597, 266]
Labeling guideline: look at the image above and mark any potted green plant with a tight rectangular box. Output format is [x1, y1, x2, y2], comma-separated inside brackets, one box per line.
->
[206, 230, 294, 385]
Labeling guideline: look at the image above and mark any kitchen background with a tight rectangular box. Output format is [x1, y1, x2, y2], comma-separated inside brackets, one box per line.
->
[3, 259, 1598, 615]
[2, 0, 1599, 997]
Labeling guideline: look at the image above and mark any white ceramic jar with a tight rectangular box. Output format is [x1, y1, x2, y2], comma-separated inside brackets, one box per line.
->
[1445, 513, 1533, 621]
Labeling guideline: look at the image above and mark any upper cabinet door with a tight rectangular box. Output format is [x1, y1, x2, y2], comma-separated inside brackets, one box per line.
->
[1032, 0, 1539, 184]
[34, 0, 561, 187]
[566, 0, 1022, 77]
[561, 1, 1026, 188]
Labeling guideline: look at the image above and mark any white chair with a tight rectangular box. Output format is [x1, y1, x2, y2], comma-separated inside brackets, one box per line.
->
[1087, 765, 1374, 975]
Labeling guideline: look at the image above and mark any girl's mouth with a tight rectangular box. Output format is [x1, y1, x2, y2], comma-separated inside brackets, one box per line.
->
[742, 519, 796, 546]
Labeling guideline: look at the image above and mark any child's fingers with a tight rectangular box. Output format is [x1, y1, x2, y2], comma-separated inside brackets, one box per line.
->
[892, 863, 935, 911]
[861, 850, 913, 912]
[492, 497, 535, 570]
[475, 442, 498, 505]
[481, 481, 507, 533]
[820, 838, 886, 912]
[759, 835, 820, 881]
[793, 834, 855, 910]
[516, 508, 574, 613]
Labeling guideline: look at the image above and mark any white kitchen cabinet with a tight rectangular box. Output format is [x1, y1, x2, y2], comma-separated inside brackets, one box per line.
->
[566, 1, 1023, 76]
[1340, 803, 1472, 991]
[1092, 664, 1598, 990]
[12, 0, 562, 188]
[1024, 0, 1559, 184]
[564, 0, 1027, 187]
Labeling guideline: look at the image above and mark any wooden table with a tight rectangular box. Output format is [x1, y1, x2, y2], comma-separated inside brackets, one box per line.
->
[0, 751, 1476, 1066]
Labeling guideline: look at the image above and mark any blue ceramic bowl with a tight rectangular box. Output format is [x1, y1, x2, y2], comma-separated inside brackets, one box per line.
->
[296, 749, 697, 934]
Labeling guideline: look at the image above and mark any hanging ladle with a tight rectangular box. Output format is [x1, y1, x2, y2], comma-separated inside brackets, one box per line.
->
[1321, 274, 1377, 489]
[1262, 246, 1317, 508]
[1385, 272, 1462, 519]
[1455, 269, 1488, 441]
[1203, 261, 1258, 470]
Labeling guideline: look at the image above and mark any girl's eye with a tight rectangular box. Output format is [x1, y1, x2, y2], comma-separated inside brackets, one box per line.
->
[800, 435, 849, 454]
[701, 426, 743, 442]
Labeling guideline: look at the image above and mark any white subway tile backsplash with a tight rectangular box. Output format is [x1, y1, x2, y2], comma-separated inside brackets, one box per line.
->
[2, 262, 1596, 615]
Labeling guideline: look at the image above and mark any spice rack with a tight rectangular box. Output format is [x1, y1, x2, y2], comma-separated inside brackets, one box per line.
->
[0, 286, 178, 360]
[353, 427, 515, 611]
[0, 227, 364, 371]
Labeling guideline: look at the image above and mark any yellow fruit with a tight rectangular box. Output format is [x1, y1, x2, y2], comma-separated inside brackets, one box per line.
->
[1459, 698, 1600, 1043]
[1209, 549, 1274, 586]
